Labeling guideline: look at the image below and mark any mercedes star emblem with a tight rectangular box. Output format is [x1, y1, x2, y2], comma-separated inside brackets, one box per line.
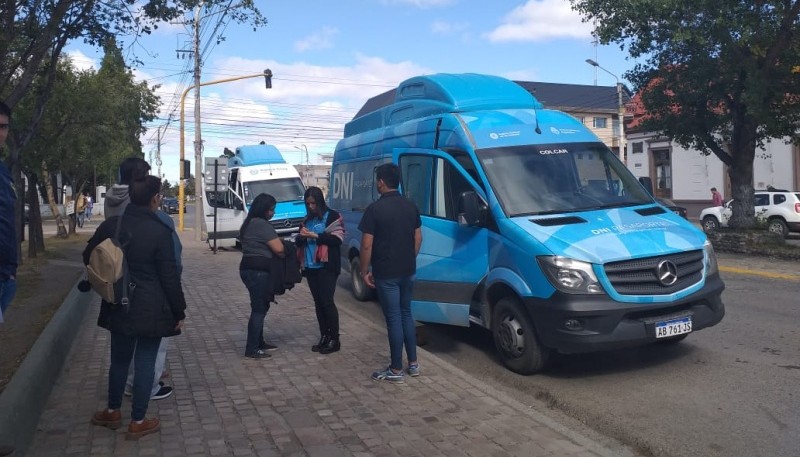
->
[656, 260, 678, 286]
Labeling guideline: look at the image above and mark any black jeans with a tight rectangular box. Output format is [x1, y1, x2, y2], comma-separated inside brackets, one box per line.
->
[239, 269, 271, 355]
[305, 268, 339, 338]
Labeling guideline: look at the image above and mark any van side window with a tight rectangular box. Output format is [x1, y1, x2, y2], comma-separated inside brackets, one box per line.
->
[400, 155, 477, 221]
[754, 194, 769, 206]
[400, 156, 434, 216]
[439, 160, 474, 221]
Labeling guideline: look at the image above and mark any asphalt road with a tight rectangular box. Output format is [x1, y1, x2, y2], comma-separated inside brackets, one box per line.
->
[335, 261, 800, 457]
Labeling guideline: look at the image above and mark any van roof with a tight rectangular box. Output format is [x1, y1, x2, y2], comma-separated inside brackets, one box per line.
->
[344, 73, 543, 138]
[231, 144, 287, 167]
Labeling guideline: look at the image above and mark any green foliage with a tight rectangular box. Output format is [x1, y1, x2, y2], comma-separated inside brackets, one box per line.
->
[571, 0, 800, 229]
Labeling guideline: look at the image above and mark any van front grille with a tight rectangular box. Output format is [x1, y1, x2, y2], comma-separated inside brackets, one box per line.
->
[604, 250, 704, 295]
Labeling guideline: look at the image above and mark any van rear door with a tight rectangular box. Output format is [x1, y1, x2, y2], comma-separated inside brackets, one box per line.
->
[394, 148, 489, 327]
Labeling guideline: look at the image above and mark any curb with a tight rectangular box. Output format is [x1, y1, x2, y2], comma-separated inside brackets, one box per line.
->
[0, 279, 93, 456]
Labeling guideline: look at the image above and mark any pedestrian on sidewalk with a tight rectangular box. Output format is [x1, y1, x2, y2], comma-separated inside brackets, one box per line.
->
[76, 192, 87, 227]
[359, 163, 422, 384]
[711, 187, 723, 207]
[106, 157, 180, 401]
[296, 186, 344, 354]
[239, 193, 285, 359]
[85, 192, 93, 221]
[0, 101, 17, 327]
[85, 172, 186, 440]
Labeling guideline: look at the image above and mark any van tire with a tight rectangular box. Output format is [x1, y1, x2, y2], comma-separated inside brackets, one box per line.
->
[350, 257, 374, 301]
[492, 297, 550, 375]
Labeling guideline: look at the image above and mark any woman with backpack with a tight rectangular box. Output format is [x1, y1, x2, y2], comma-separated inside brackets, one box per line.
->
[296, 186, 344, 354]
[238, 193, 285, 359]
[84, 172, 186, 440]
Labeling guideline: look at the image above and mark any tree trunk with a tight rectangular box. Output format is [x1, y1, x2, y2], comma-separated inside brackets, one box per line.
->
[42, 164, 68, 238]
[10, 154, 24, 267]
[727, 121, 758, 230]
[26, 174, 45, 257]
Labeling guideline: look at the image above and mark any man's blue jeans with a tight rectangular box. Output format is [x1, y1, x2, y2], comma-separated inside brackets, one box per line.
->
[375, 276, 417, 371]
[240, 269, 271, 355]
[0, 278, 16, 315]
[108, 333, 161, 421]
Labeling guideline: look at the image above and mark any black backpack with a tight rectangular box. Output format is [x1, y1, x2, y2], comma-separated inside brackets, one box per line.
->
[271, 239, 302, 296]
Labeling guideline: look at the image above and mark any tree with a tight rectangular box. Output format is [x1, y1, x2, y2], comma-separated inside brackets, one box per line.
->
[1, 0, 267, 258]
[572, 0, 800, 229]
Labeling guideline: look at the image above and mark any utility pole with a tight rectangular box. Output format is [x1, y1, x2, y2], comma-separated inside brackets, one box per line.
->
[192, 3, 204, 241]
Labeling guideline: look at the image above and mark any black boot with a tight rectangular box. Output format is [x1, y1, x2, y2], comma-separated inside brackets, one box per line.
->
[319, 335, 340, 354]
[312, 335, 329, 352]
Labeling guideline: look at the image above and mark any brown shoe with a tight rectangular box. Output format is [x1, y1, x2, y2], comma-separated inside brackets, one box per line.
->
[125, 418, 160, 440]
[91, 409, 122, 430]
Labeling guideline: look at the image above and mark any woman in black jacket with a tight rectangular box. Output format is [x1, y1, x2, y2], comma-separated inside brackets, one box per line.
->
[84, 173, 186, 441]
[239, 193, 285, 359]
[296, 186, 344, 354]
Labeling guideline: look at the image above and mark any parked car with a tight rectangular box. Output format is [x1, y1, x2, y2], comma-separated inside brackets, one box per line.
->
[161, 197, 183, 214]
[699, 190, 800, 238]
[655, 197, 688, 219]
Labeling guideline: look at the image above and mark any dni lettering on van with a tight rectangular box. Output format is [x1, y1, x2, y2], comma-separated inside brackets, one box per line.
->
[332, 171, 353, 200]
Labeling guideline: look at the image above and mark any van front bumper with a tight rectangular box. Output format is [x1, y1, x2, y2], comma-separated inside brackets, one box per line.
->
[524, 274, 725, 354]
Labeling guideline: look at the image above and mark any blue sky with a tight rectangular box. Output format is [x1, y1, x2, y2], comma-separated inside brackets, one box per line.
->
[66, 0, 636, 183]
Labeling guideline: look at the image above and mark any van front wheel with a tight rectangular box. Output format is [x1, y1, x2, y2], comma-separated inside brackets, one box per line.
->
[492, 297, 550, 375]
[350, 257, 375, 301]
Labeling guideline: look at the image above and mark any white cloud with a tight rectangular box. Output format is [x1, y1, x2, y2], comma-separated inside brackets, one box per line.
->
[65, 50, 97, 71]
[294, 27, 339, 53]
[142, 55, 432, 181]
[431, 21, 470, 35]
[485, 0, 593, 42]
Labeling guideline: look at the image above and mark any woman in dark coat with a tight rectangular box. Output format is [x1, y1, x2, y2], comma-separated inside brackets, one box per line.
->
[239, 193, 285, 359]
[84, 173, 186, 440]
[296, 186, 344, 354]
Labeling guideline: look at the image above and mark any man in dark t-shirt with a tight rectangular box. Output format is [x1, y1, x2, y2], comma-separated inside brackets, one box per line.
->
[359, 163, 422, 384]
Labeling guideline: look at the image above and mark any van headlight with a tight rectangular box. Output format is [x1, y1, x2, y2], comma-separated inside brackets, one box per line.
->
[704, 241, 719, 276]
[537, 256, 605, 294]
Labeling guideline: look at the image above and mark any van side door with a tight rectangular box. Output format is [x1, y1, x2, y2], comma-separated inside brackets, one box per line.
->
[204, 167, 247, 242]
[394, 148, 489, 327]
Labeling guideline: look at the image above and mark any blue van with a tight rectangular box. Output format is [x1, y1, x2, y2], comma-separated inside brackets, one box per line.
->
[330, 73, 725, 374]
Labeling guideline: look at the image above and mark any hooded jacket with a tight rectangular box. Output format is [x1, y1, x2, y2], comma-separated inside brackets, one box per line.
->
[104, 184, 130, 219]
[83, 204, 186, 337]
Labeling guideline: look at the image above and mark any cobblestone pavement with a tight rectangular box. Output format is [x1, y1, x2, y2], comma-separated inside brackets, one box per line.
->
[28, 234, 624, 457]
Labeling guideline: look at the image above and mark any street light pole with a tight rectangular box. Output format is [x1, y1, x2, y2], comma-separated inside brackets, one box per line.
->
[585, 59, 626, 164]
[177, 69, 273, 232]
[294, 144, 309, 186]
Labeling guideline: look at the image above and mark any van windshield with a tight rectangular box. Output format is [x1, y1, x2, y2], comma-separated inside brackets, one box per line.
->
[243, 178, 306, 205]
[476, 142, 653, 217]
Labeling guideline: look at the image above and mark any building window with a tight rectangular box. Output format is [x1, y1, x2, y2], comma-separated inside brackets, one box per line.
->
[632, 142, 643, 154]
[593, 117, 607, 129]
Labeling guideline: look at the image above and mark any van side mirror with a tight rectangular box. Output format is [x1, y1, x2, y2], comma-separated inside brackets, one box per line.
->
[234, 199, 244, 211]
[638, 177, 654, 196]
[459, 191, 487, 227]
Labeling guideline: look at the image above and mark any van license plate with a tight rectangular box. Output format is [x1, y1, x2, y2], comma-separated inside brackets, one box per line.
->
[655, 317, 692, 338]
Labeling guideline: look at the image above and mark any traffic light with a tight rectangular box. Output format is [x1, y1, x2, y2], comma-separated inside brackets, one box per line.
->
[264, 69, 273, 89]
[181, 159, 191, 180]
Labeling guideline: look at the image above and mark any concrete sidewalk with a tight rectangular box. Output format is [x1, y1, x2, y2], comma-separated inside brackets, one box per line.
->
[27, 234, 628, 457]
